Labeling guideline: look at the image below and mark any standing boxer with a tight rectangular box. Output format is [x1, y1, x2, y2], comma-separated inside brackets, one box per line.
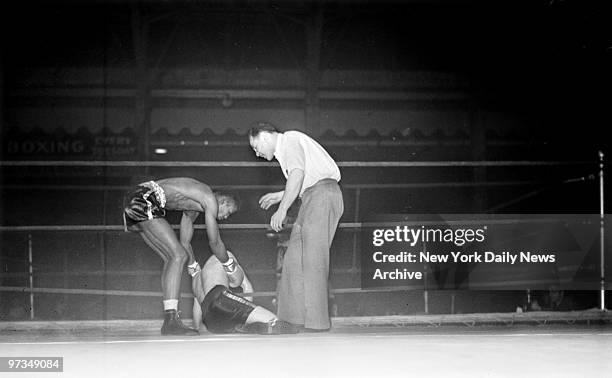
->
[123, 177, 241, 335]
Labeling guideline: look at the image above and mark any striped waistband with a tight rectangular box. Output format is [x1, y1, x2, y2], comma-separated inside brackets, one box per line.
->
[139, 180, 166, 208]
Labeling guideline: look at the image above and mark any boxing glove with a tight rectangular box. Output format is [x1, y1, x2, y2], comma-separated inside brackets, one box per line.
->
[221, 257, 245, 287]
[187, 261, 201, 277]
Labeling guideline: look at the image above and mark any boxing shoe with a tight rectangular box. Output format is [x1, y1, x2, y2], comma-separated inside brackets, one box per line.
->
[266, 319, 299, 334]
[161, 309, 199, 336]
[235, 319, 299, 335]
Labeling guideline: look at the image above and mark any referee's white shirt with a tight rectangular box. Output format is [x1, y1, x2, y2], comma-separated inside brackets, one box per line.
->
[274, 131, 341, 197]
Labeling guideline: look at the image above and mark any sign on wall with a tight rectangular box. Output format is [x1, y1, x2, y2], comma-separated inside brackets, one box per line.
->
[2, 128, 138, 159]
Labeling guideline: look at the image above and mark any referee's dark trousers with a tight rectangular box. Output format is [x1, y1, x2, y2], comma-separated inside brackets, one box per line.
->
[277, 178, 344, 330]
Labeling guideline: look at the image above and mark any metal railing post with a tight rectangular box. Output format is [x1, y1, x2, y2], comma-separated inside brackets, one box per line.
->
[28, 233, 34, 320]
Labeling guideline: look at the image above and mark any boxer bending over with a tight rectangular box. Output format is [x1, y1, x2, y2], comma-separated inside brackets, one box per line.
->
[123, 177, 241, 335]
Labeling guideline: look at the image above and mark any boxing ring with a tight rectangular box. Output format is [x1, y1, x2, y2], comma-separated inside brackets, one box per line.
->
[1, 158, 611, 376]
[1, 319, 612, 377]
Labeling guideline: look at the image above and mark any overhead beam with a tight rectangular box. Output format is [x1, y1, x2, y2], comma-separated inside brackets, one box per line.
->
[8, 88, 471, 101]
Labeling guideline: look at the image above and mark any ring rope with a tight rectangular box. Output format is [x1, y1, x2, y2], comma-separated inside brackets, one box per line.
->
[0, 160, 595, 167]
[0, 285, 425, 298]
[0, 180, 545, 191]
[3, 278, 603, 300]
[0, 216, 595, 232]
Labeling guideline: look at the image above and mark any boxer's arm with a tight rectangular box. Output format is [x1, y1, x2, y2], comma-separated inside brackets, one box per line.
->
[230, 252, 253, 298]
[240, 270, 254, 302]
[192, 299, 202, 331]
[202, 200, 230, 264]
[202, 202, 244, 285]
[180, 210, 199, 265]
[191, 271, 202, 331]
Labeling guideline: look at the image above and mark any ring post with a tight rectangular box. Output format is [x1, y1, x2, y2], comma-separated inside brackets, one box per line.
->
[28, 233, 34, 320]
[599, 151, 606, 311]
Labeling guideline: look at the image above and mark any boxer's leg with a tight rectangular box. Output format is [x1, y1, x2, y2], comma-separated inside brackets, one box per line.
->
[202, 287, 297, 334]
[245, 306, 276, 324]
[136, 219, 197, 335]
[138, 219, 187, 301]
